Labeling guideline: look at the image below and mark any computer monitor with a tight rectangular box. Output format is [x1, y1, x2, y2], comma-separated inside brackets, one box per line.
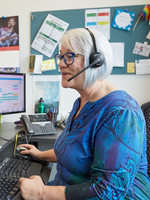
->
[0, 72, 26, 115]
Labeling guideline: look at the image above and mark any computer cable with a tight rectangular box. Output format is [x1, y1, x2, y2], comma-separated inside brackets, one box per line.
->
[13, 129, 29, 155]
[0, 136, 12, 141]
[13, 131, 20, 155]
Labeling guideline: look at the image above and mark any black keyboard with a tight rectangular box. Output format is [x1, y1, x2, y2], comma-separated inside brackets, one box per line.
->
[0, 156, 44, 200]
[0, 175, 21, 200]
[31, 122, 57, 136]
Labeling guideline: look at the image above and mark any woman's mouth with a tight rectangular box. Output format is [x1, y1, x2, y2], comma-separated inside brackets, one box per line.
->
[62, 72, 71, 78]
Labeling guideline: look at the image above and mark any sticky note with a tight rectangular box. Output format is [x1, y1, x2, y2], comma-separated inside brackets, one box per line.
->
[127, 62, 135, 73]
[41, 59, 56, 71]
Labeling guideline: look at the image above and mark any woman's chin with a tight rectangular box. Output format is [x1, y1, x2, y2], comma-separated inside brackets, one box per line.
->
[61, 80, 70, 88]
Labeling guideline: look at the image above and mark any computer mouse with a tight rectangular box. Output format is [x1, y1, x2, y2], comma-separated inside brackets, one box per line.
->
[16, 146, 28, 152]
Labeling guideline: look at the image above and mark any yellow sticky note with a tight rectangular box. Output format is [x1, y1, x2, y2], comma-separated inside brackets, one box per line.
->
[41, 59, 56, 71]
[127, 62, 135, 73]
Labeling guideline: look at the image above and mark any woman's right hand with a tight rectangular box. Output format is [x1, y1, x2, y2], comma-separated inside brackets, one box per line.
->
[17, 144, 42, 159]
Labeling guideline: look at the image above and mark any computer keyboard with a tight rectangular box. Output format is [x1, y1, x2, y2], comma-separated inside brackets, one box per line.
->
[31, 122, 57, 136]
[0, 156, 44, 200]
[0, 175, 21, 200]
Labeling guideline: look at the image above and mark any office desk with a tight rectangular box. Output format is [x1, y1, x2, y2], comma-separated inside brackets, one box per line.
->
[0, 122, 20, 152]
[0, 122, 61, 160]
[0, 122, 61, 193]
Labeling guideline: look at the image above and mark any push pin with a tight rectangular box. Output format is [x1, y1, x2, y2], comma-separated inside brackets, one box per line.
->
[2, 16, 5, 19]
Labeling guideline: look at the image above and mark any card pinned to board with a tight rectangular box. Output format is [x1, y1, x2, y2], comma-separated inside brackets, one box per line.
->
[112, 9, 135, 31]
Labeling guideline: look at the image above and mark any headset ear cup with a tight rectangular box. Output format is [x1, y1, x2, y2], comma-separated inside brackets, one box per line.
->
[89, 52, 104, 68]
[89, 53, 95, 64]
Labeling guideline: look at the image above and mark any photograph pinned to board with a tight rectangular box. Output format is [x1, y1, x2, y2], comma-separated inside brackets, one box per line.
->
[32, 75, 61, 113]
[31, 14, 69, 58]
[0, 16, 19, 51]
[132, 42, 150, 57]
[85, 8, 110, 40]
[112, 9, 135, 31]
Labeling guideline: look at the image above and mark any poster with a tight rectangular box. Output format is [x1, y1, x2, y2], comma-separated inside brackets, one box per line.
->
[0, 16, 19, 51]
[32, 75, 60, 113]
[31, 14, 69, 58]
[0, 16, 19, 72]
[85, 8, 110, 40]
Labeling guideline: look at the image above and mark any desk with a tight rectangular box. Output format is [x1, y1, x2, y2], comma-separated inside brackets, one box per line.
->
[0, 122, 62, 190]
[0, 122, 61, 160]
[0, 122, 20, 152]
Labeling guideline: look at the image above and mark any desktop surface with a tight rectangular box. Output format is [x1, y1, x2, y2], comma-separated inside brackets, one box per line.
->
[0, 122, 21, 151]
[0, 122, 61, 200]
[0, 122, 61, 150]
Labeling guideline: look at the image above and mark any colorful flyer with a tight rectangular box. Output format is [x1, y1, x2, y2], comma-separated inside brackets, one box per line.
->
[85, 8, 110, 39]
[112, 9, 135, 31]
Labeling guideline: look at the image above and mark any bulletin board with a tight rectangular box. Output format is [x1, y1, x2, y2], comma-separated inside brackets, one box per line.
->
[30, 5, 150, 75]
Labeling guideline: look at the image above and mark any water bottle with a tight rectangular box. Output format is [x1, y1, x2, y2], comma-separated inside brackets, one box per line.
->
[37, 97, 45, 113]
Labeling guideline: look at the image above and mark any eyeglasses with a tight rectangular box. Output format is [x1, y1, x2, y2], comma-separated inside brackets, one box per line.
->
[55, 52, 81, 65]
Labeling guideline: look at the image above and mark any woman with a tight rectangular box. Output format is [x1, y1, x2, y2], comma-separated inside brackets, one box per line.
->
[19, 28, 150, 200]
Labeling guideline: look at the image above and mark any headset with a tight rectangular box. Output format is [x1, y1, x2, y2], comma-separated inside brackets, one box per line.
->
[86, 28, 104, 68]
[68, 28, 105, 81]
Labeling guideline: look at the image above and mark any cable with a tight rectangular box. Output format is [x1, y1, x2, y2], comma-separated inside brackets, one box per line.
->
[0, 136, 12, 141]
[13, 131, 19, 155]
[13, 129, 29, 155]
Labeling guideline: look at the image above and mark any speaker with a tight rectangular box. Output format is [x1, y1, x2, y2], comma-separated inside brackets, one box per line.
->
[86, 28, 104, 68]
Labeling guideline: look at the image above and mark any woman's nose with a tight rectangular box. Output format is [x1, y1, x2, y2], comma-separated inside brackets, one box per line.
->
[59, 59, 68, 69]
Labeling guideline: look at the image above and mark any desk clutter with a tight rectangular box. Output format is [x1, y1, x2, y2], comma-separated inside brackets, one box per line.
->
[20, 114, 57, 136]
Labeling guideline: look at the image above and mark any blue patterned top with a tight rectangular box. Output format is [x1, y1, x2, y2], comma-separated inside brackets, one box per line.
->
[48, 90, 150, 199]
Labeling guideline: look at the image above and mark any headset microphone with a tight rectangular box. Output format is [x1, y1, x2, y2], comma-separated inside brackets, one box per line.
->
[68, 55, 103, 82]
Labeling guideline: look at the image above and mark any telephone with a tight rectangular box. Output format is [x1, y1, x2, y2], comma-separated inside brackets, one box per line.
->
[20, 115, 34, 134]
[20, 114, 57, 136]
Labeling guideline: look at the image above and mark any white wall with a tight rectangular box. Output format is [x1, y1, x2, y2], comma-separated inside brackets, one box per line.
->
[1, 0, 150, 122]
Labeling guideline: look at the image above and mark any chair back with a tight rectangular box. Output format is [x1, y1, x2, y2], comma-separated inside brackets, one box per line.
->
[141, 102, 150, 177]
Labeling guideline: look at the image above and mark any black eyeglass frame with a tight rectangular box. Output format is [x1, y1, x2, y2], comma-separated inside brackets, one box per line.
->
[55, 52, 81, 65]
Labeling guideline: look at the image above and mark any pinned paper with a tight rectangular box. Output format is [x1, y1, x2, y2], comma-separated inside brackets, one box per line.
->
[133, 42, 150, 57]
[31, 14, 69, 58]
[112, 9, 135, 31]
[29, 54, 43, 73]
[136, 59, 150, 74]
[111, 42, 124, 67]
[127, 62, 135, 73]
[41, 59, 56, 72]
[85, 8, 110, 39]
[146, 31, 150, 40]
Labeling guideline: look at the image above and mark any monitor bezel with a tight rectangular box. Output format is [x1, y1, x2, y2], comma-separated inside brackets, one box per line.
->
[0, 72, 26, 115]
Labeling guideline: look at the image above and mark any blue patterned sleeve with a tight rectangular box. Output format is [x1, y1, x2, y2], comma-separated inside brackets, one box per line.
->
[65, 108, 146, 200]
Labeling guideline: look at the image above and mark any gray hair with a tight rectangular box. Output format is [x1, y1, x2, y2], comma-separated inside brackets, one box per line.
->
[60, 28, 113, 88]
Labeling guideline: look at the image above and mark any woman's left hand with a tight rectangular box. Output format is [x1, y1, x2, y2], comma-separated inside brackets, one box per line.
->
[19, 175, 44, 200]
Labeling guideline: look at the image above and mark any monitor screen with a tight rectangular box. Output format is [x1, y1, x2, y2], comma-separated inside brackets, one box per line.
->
[0, 73, 26, 115]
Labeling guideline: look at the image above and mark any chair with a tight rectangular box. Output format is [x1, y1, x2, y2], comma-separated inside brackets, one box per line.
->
[141, 102, 150, 177]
